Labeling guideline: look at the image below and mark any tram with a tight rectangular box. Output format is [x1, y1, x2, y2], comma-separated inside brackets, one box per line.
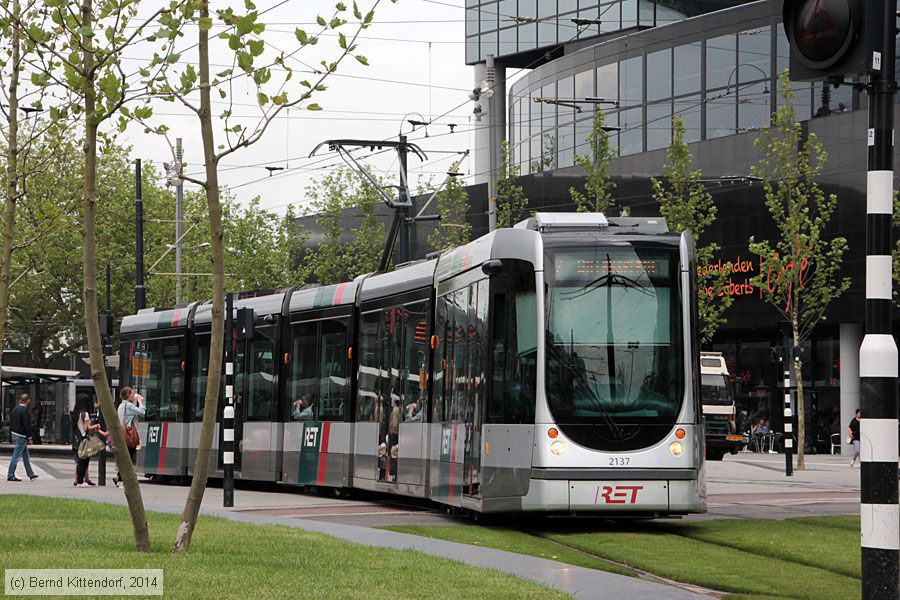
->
[119, 213, 706, 515]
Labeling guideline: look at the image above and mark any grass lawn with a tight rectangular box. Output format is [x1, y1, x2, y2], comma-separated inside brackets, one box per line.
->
[389, 516, 863, 600]
[0, 496, 564, 599]
[662, 516, 860, 578]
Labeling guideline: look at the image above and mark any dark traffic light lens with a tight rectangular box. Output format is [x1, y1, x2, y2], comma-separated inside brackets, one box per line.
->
[790, 0, 853, 66]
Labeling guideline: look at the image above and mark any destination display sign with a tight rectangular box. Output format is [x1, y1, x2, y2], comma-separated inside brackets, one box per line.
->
[553, 252, 671, 280]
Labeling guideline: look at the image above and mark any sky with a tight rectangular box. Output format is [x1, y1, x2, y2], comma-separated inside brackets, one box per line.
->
[123, 0, 488, 217]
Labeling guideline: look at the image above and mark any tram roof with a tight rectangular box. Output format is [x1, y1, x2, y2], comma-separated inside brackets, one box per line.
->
[288, 281, 358, 313]
[435, 228, 541, 282]
[121, 303, 196, 334]
[360, 259, 437, 301]
[193, 292, 286, 326]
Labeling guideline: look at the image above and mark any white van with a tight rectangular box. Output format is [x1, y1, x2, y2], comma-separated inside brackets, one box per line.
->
[700, 352, 747, 460]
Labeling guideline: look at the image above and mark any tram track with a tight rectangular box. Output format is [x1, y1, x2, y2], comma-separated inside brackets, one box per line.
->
[524, 530, 728, 599]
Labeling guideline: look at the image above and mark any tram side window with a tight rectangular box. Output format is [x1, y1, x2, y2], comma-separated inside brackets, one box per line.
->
[129, 340, 160, 421]
[159, 340, 183, 421]
[291, 322, 317, 420]
[318, 320, 347, 421]
[401, 302, 429, 422]
[488, 263, 537, 424]
[433, 295, 450, 422]
[191, 337, 210, 421]
[247, 327, 275, 421]
[357, 311, 382, 421]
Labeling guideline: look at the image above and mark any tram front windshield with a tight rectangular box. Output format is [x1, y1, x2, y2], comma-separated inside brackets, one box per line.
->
[544, 244, 684, 451]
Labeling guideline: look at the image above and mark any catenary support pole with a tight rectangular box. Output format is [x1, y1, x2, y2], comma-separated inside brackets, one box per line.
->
[398, 135, 410, 264]
[223, 291, 234, 508]
[486, 54, 498, 231]
[175, 138, 184, 303]
[134, 159, 145, 312]
[860, 1, 899, 597]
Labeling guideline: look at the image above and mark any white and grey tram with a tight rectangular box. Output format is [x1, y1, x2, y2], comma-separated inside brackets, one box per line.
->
[119, 213, 706, 515]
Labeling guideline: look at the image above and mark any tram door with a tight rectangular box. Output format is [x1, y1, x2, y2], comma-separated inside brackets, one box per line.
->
[226, 326, 277, 476]
[462, 280, 488, 497]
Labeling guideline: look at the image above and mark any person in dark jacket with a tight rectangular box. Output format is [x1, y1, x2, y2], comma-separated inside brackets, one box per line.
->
[7, 393, 37, 481]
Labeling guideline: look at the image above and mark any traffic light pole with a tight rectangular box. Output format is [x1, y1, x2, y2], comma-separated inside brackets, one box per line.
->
[860, 1, 898, 596]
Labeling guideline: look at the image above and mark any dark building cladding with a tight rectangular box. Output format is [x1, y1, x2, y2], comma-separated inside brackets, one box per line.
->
[292, 0, 894, 455]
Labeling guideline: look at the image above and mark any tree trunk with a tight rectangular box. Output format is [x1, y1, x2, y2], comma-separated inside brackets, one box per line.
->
[80, 0, 149, 552]
[174, 1, 225, 552]
[792, 317, 805, 471]
[0, 0, 21, 375]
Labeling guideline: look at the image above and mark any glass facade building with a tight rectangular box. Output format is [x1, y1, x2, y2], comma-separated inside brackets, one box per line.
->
[465, 0, 754, 66]
[507, 2, 858, 175]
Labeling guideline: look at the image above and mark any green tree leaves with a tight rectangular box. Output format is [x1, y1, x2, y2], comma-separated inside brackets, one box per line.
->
[299, 167, 386, 284]
[570, 108, 618, 214]
[652, 116, 731, 343]
[496, 141, 528, 228]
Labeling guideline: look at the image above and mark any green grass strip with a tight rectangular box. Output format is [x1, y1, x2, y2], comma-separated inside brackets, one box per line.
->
[661, 516, 860, 579]
[542, 527, 858, 599]
[387, 524, 634, 577]
[0, 495, 565, 600]
[387, 518, 862, 600]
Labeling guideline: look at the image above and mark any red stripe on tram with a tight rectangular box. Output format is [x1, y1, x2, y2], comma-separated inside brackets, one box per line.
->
[316, 422, 331, 486]
[158, 422, 169, 472]
[448, 421, 458, 501]
[171, 309, 181, 327]
[333, 283, 345, 305]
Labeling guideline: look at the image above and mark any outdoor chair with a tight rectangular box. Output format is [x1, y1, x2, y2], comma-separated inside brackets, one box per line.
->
[830, 433, 841, 455]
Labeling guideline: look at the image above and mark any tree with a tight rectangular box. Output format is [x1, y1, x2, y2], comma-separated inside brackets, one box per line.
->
[0, 0, 75, 375]
[427, 173, 471, 252]
[748, 72, 849, 470]
[17, 0, 171, 552]
[147, 0, 388, 552]
[301, 167, 386, 284]
[496, 141, 528, 228]
[651, 116, 733, 343]
[570, 109, 617, 214]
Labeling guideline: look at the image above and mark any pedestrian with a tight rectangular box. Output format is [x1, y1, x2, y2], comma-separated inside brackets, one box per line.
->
[112, 386, 145, 488]
[71, 393, 104, 488]
[848, 408, 861, 467]
[30, 401, 43, 445]
[7, 393, 38, 482]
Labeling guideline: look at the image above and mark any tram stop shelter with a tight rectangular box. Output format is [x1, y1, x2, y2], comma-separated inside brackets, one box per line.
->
[0, 366, 79, 445]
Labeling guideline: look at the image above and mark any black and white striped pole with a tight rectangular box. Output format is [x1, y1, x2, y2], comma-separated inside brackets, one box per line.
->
[860, 1, 898, 596]
[223, 292, 235, 508]
[782, 348, 793, 477]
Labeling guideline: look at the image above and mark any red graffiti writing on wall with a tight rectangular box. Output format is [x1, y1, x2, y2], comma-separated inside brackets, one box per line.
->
[699, 249, 810, 312]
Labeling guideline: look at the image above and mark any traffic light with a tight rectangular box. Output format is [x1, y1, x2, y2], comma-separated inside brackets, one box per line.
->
[782, 0, 884, 82]
[235, 307, 255, 340]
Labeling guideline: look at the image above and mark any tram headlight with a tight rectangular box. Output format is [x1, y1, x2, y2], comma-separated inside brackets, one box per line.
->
[549, 440, 567, 456]
[668, 441, 684, 456]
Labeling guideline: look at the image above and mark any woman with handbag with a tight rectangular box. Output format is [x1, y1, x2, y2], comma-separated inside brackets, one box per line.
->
[71, 394, 104, 488]
[113, 387, 145, 488]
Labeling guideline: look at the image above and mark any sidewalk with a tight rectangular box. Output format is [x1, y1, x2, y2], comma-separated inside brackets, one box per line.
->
[0, 479, 707, 600]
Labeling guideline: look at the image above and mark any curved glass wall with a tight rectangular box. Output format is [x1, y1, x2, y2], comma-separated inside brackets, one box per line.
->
[508, 11, 858, 176]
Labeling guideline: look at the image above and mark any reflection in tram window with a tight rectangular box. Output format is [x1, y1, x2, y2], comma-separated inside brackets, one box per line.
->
[247, 328, 275, 420]
[291, 320, 348, 421]
[127, 338, 183, 422]
[357, 311, 382, 421]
